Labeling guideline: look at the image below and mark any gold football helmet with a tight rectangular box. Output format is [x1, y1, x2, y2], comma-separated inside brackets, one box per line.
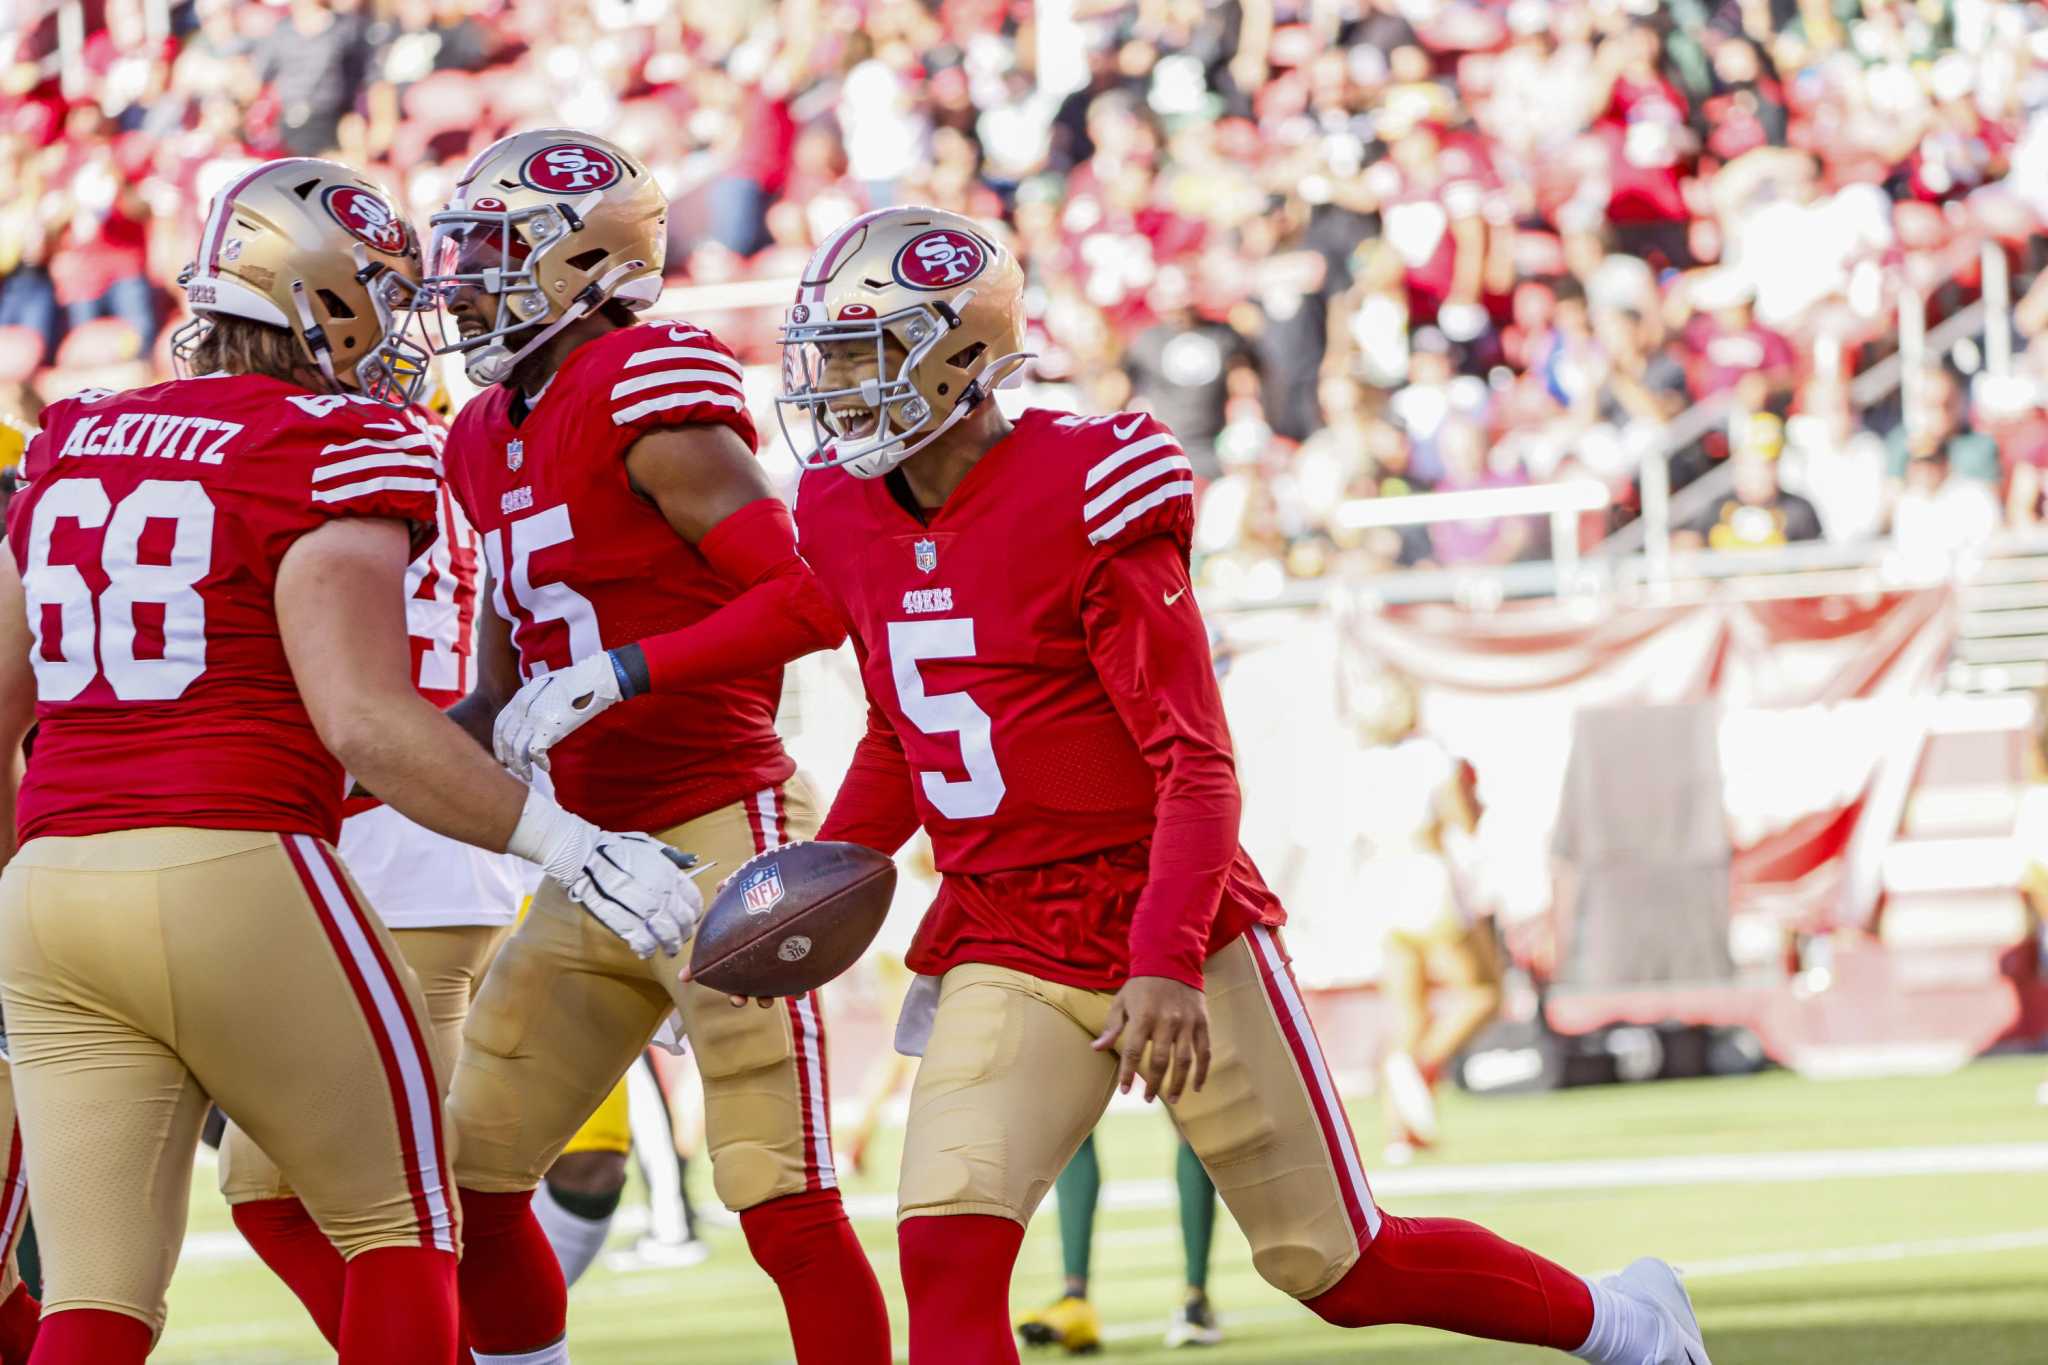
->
[776, 206, 1031, 479]
[171, 158, 430, 405]
[421, 129, 666, 386]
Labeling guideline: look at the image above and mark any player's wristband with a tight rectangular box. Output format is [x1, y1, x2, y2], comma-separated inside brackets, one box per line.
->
[608, 645, 649, 700]
[506, 788, 599, 885]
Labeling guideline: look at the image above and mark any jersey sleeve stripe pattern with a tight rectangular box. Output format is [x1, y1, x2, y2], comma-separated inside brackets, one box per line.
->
[620, 345, 746, 380]
[322, 432, 440, 455]
[1081, 428, 1196, 546]
[609, 367, 746, 401]
[1086, 481, 1195, 545]
[311, 475, 442, 504]
[612, 390, 746, 426]
[1083, 453, 1194, 522]
[315, 450, 440, 480]
[1084, 432, 1182, 489]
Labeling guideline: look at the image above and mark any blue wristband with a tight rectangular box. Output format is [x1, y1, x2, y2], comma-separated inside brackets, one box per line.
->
[608, 648, 639, 700]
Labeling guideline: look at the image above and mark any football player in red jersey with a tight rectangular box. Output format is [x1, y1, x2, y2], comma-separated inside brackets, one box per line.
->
[410, 129, 887, 1365]
[779, 206, 1713, 1365]
[0, 160, 701, 1365]
[216, 476, 535, 1351]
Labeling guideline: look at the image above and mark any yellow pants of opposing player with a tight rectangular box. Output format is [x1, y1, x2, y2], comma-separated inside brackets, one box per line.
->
[900, 926, 1380, 1300]
[0, 828, 454, 1333]
[451, 780, 836, 1211]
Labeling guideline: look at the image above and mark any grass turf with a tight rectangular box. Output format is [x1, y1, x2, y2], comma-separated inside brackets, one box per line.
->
[153, 1056, 2048, 1363]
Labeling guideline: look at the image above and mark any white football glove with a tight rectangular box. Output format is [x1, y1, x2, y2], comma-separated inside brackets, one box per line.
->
[508, 790, 701, 958]
[494, 652, 626, 782]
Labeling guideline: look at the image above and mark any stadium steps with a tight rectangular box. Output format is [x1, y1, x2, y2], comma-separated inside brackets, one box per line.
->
[1878, 710, 2031, 955]
[1948, 542, 2048, 692]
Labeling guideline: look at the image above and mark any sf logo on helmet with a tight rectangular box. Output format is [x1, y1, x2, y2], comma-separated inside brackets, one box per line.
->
[521, 143, 623, 193]
[323, 186, 408, 254]
[893, 230, 989, 290]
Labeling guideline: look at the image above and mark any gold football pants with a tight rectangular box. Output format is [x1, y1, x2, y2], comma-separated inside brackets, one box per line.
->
[451, 781, 838, 1211]
[220, 922, 509, 1204]
[899, 926, 1381, 1300]
[0, 828, 456, 1333]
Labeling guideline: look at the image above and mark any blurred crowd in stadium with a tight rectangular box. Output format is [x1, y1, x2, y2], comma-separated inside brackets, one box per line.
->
[6, 0, 2048, 586]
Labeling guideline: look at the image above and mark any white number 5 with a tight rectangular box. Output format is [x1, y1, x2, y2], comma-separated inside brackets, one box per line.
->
[887, 617, 1005, 820]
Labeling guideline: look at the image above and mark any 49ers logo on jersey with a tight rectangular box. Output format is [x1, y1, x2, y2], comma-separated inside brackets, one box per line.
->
[322, 186, 408, 254]
[892, 230, 989, 290]
[520, 143, 623, 194]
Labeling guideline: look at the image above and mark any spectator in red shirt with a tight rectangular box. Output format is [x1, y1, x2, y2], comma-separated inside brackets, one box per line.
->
[1679, 270, 1796, 409]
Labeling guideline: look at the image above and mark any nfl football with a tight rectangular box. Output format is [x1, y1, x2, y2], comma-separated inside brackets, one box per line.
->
[687, 841, 897, 997]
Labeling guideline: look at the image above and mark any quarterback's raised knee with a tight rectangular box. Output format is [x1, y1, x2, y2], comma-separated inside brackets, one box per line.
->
[1255, 1241, 1357, 1304]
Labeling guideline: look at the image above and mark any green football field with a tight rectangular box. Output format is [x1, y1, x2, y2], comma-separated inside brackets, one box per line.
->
[152, 1056, 2048, 1363]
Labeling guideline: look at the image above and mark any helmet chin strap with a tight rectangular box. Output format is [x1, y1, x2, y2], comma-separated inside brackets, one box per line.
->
[291, 280, 347, 392]
[466, 260, 642, 387]
[843, 350, 1036, 479]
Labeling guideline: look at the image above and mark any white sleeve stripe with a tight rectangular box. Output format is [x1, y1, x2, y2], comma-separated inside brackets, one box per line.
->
[1085, 481, 1194, 545]
[611, 390, 746, 426]
[313, 451, 441, 481]
[1082, 454, 1193, 521]
[310, 475, 441, 505]
[620, 345, 745, 378]
[320, 431, 438, 455]
[609, 367, 746, 400]
[1083, 433, 1182, 489]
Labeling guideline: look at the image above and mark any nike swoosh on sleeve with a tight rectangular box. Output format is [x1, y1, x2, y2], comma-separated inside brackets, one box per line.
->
[1112, 417, 1143, 440]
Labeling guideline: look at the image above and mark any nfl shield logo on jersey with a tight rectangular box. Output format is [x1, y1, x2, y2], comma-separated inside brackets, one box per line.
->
[914, 538, 938, 573]
[506, 439, 524, 471]
[740, 862, 785, 916]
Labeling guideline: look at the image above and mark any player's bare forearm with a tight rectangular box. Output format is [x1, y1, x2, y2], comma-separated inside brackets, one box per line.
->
[279, 517, 531, 854]
[443, 578, 520, 753]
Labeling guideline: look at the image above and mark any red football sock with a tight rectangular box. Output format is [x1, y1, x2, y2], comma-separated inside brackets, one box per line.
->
[340, 1246, 457, 1365]
[455, 1188, 568, 1355]
[1304, 1213, 1594, 1347]
[899, 1213, 1024, 1365]
[232, 1197, 344, 1346]
[27, 1307, 148, 1365]
[0, 1284, 38, 1365]
[739, 1189, 890, 1364]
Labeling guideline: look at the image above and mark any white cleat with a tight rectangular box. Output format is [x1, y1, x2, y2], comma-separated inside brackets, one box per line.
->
[1381, 1052, 1440, 1145]
[1607, 1258, 1711, 1365]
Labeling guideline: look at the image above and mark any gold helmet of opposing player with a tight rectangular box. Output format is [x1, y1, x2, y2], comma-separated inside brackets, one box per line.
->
[777, 206, 1032, 480]
[171, 158, 431, 405]
[421, 129, 666, 387]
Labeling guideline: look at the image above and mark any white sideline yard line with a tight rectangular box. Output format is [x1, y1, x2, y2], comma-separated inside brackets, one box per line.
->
[175, 1142, 2048, 1268]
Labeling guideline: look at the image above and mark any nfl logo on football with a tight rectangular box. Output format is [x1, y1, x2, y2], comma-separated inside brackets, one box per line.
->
[740, 863, 785, 916]
[914, 538, 938, 573]
[506, 438, 524, 471]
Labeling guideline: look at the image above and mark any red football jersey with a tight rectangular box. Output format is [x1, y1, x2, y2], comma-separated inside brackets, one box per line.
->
[440, 321, 794, 833]
[7, 375, 442, 843]
[796, 408, 1281, 990]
